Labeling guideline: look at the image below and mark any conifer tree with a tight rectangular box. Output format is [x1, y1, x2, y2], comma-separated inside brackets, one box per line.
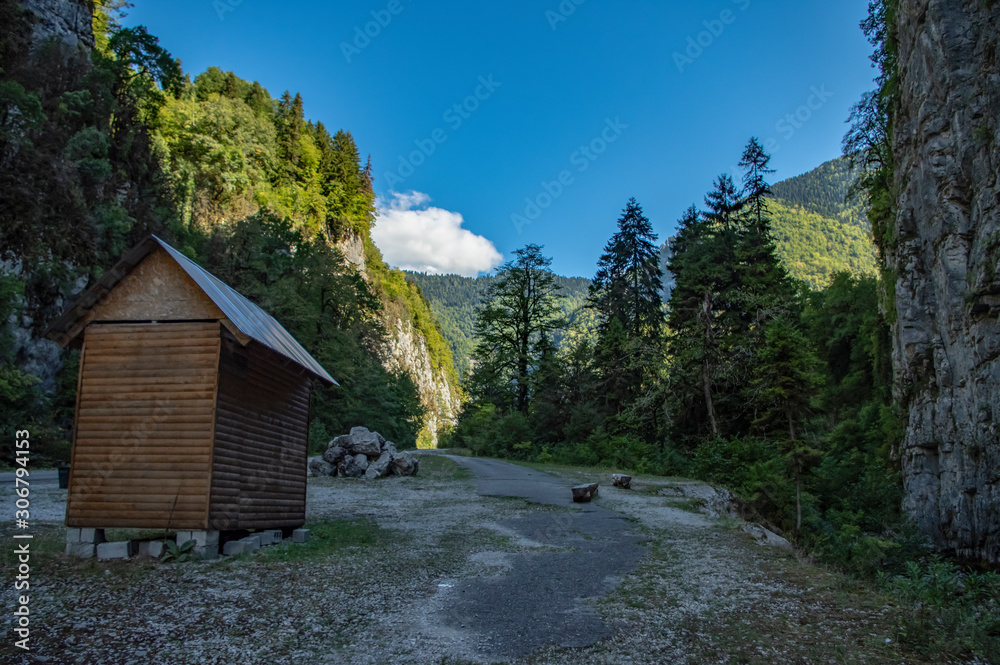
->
[471, 245, 564, 415]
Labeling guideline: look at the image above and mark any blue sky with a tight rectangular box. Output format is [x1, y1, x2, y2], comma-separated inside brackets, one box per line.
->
[125, 0, 876, 278]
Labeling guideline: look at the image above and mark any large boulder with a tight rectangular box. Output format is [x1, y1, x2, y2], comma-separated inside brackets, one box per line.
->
[382, 440, 398, 457]
[308, 457, 334, 477]
[348, 427, 383, 458]
[389, 451, 419, 477]
[323, 445, 347, 466]
[343, 453, 369, 478]
[365, 451, 393, 479]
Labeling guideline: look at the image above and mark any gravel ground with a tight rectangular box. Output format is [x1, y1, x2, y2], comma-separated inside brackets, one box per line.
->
[1, 455, 951, 664]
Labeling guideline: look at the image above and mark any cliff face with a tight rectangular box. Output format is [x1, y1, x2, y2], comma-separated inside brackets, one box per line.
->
[385, 318, 457, 445]
[892, 0, 1000, 562]
[336, 235, 458, 446]
[21, 0, 93, 51]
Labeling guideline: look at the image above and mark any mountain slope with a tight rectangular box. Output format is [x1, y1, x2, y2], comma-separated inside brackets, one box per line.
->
[405, 272, 593, 377]
[768, 157, 877, 288]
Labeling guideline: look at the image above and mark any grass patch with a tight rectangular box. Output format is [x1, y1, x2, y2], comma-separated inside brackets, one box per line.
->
[419, 454, 472, 481]
[243, 518, 390, 563]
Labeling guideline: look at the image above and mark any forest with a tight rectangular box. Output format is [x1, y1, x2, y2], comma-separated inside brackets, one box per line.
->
[1, 0, 996, 659]
[447, 133, 997, 658]
[0, 0, 456, 457]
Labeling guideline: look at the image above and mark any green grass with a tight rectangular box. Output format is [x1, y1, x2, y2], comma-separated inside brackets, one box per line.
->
[419, 453, 472, 481]
[221, 518, 391, 564]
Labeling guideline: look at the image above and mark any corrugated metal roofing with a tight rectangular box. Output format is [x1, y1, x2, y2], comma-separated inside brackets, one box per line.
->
[152, 237, 337, 385]
[44, 235, 336, 386]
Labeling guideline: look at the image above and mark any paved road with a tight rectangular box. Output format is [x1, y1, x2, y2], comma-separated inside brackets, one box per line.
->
[0, 469, 58, 485]
[438, 455, 647, 659]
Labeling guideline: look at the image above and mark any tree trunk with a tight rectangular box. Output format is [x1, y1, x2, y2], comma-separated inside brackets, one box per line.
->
[703, 358, 718, 438]
[796, 477, 802, 531]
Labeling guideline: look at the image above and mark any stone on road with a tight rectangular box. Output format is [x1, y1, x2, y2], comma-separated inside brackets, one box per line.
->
[440, 455, 646, 659]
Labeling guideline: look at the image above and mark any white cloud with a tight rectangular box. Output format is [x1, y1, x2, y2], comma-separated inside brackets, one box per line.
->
[372, 191, 503, 277]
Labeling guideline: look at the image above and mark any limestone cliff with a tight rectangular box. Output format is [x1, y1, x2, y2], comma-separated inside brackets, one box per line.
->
[891, 0, 1000, 562]
[20, 0, 93, 52]
[336, 234, 459, 446]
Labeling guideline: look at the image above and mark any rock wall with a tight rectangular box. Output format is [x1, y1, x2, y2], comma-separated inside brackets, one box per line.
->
[20, 0, 94, 52]
[336, 234, 458, 446]
[384, 317, 457, 447]
[891, 0, 1000, 562]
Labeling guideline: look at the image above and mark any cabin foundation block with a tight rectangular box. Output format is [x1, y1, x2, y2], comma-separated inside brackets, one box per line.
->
[292, 528, 310, 543]
[97, 541, 133, 560]
[176, 530, 220, 560]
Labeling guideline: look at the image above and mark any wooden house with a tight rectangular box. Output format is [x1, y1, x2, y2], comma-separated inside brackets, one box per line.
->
[45, 236, 336, 533]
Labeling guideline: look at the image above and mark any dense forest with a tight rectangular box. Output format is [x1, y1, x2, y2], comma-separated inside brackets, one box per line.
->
[448, 131, 997, 658]
[406, 272, 594, 377]
[411, 157, 877, 375]
[0, 0, 457, 457]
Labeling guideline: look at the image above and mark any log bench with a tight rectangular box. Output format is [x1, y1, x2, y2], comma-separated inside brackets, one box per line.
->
[572, 483, 599, 502]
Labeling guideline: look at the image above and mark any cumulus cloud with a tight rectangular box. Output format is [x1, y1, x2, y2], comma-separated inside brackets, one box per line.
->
[372, 191, 503, 277]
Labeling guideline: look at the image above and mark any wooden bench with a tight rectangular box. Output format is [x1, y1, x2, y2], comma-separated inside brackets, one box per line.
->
[572, 483, 599, 502]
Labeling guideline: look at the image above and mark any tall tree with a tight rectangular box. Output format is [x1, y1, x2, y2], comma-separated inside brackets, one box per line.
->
[471, 245, 564, 414]
[589, 197, 664, 339]
[588, 198, 664, 424]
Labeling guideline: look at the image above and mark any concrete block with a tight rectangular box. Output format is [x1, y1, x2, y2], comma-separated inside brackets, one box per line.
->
[176, 530, 219, 548]
[292, 528, 310, 544]
[257, 529, 282, 546]
[239, 535, 261, 552]
[222, 541, 245, 556]
[80, 528, 106, 544]
[137, 541, 165, 558]
[65, 542, 95, 558]
[66, 528, 81, 543]
[194, 545, 219, 561]
[96, 541, 132, 560]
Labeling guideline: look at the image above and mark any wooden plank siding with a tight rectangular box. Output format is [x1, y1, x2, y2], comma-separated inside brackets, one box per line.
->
[209, 333, 310, 530]
[65, 322, 220, 529]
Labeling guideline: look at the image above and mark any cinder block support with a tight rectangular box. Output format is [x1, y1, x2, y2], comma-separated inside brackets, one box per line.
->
[292, 528, 310, 544]
[97, 541, 133, 560]
[257, 529, 283, 546]
[137, 541, 165, 558]
[175, 530, 219, 560]
[239, 535, 261, 552]
[65, 527, 106, 558]
[222, 541, 245, 556]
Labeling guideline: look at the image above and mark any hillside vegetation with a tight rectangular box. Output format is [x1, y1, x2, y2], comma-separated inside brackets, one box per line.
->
[0, 2, 456, 456]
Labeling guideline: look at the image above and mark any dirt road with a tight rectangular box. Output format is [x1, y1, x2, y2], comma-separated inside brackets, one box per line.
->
[3, 454, 919, 664]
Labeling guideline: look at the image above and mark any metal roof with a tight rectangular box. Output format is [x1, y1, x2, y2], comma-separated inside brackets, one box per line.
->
[45, 235, 337, 386]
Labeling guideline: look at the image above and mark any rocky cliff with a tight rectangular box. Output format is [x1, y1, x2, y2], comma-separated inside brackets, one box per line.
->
[891, 0, 1000, 563]
[336, 235, 458, 447]
[20, 0, 93, 52]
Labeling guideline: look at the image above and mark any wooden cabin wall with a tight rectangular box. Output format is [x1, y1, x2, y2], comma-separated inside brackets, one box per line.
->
[66, 322, 220, 529]
[209, 337, 310, 530]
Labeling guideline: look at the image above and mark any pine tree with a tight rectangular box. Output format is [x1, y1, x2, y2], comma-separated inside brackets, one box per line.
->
[589, 197, 664, 340]
[471, 245, 564, 415]
[588, 198, 664, 423]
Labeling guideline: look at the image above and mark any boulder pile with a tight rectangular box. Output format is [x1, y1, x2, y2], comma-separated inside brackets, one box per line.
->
[308, 427, 419, 479]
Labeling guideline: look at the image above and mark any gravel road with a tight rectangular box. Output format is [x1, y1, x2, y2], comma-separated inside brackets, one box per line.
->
[1, 453, 919, 665]
[438, 456, 646, 659]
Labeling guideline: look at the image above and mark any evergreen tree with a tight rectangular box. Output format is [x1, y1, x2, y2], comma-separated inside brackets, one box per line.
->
[589, 197, 664, 339]
[470, 245, 564, 415]
[666, 204, 725, 439]
[588, 198, 664, 423]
